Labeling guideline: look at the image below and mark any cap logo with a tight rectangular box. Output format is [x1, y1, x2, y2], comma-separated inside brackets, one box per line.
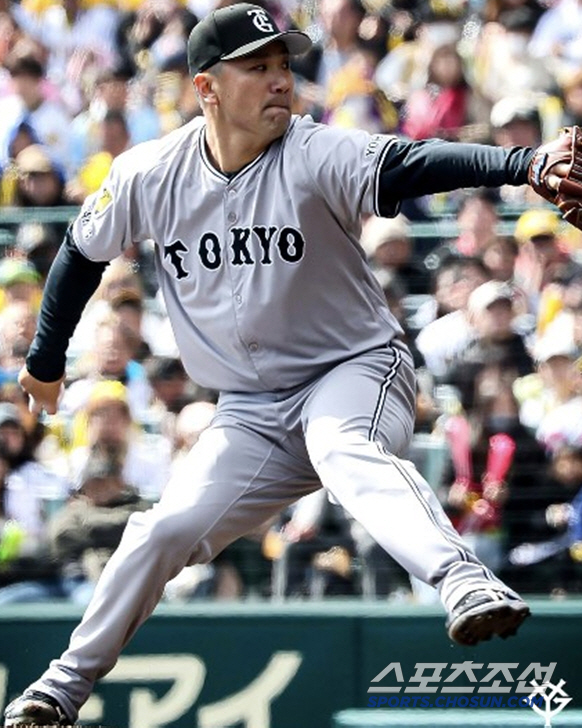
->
[247, 8, 275, 33]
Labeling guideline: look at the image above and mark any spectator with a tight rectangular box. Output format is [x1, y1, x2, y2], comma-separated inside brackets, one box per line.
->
[517, 336, 580, 436]
[490, 95, 545, 205]
[0, 402, 70, 604]
[99, 109, 131, 160]
[372, 268, 426, 374]
[452, 189, 500, 257]
[293, 0, 367, 120]
[0, 12, 21, 90]
[401, 43, 473, 142]
[505, 445, 582, 595]
[479, 234, 531, 324]
[474, 6, 554, 106]
[349, 517, 411, 600]
[442, 280, 535, 411]
[12, 222, 62, 282]
[67, 110, 131, 204]
[490, 95, 543, 150]
[62, 313, 153, 424]
[121, 0, 196, 74]
[534, 340, 582, 454]
[442, 369, 547, 574]
[171, 399, 216, 473]
[69, 62, 160, 177]
[563, 446, 582, 571]
[480, 235, 520, 283]
[0, 53, 71, 169]
[146, 357, 194, 436]
[322, 45, 397, 133]
[68, 257, 177, 361]
[360, 214, 430, 295]
[0, 258, 41, 313]
[210, 523, 275, 600]
[68, 257, 143, 357]
[270, 489, 356, 599]
[374, 5, 464, 105]
[423, 189, 500, 272]
[415, 257, 490, 378]
[66, 380, 171, 502]
[558, 68, 582, 128]
[513, 208, 575, 315]
[0, 120, 40, 205]
[48, 449, 150, 605]
[11, 144, 68, 207]
[153, 51, 200, 135]
[11, 0, 121, 113]
[481, 0, 544, 25]
[0, 301, 37, 382]
[528, 0, 582, 82]
[110, 292, 151, 363]
[541, 271, 582, 357]
[4, 119, 39, 161]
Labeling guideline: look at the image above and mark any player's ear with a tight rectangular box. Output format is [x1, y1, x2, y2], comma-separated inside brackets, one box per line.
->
[193, 72, 218, 106]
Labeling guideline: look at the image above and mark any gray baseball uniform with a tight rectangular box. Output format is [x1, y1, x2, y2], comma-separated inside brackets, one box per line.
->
[24, 114, 521, 720]
[74, 115, 403, 391]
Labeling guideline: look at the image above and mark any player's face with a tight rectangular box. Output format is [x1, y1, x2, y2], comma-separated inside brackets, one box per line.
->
[210, 42, 294, 143]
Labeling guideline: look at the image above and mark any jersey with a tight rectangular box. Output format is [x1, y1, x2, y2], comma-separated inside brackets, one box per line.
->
[70, 115, 404, 393]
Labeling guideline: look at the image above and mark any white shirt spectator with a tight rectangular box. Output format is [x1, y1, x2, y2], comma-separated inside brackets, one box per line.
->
[68, 434, 172, 502]
[529, 0, 582, 76]
[4, 461, 71, 543]
[11, 2, 120, 113]
[536, 396, 582, 453]
[415, 310, 475, 378]
[0, 95, 71, 169]
[61, 373, 153, 427]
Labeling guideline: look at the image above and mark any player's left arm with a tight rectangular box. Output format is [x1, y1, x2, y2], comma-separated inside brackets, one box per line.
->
[378, 131, 582, 228]
[376, 137, 534, 216]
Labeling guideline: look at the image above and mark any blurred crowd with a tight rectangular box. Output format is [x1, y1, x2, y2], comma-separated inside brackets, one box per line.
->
[1, 0, 582, 605]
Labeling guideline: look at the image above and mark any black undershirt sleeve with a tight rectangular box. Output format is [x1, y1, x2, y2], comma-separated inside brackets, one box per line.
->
[377, 138, 536, 216]
[26, 228, 108, 382]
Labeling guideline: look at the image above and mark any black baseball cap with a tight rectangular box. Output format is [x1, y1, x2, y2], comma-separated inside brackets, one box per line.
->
[187, 3, 312, 75]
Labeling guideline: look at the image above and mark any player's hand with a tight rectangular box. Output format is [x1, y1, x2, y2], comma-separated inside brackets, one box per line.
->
[528, 127, 582, 229]
[18, 367, 65, 416]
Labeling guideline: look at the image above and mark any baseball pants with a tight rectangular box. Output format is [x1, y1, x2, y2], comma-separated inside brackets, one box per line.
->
[31, 341, 514, 720]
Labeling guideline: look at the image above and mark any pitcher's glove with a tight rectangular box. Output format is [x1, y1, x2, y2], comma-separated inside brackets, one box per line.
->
[528, 125, 582, 229]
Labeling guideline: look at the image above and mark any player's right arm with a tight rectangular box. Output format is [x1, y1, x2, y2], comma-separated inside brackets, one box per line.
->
[19, 229, 108, 413]
[20, 149, 143, 413]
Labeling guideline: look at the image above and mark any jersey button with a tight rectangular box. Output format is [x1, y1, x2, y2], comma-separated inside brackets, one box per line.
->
[248, 342, 259, 352]
[234, 294, 242, 304]
[227, 211, 237, 222]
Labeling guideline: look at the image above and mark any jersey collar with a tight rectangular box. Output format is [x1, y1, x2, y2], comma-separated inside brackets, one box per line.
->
[198, 124, 271, 184]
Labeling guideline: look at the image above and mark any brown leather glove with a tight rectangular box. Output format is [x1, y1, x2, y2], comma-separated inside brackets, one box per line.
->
[528, 125, 582, 229]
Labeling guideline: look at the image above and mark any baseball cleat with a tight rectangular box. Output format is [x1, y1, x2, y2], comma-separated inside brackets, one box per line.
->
[3, 690, 70, 726]
[446, 589, 531, 647]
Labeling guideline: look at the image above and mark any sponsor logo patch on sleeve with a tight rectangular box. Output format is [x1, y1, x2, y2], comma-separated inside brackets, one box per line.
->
[95, 188, 113, 215]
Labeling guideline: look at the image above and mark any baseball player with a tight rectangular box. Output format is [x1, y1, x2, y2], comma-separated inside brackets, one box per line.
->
[4, 4, 581, 725]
